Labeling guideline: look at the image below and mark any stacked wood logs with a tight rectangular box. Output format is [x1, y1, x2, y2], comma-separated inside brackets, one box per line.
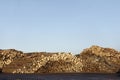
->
[0, 45, 120, 73]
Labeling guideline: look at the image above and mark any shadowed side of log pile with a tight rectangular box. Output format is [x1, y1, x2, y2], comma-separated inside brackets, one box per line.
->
[0, 68, 2, 73]
[36, 60, 74, 73]
[36, 57, 83, 73]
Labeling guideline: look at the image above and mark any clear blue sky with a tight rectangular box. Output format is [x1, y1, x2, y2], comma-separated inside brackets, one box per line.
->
[0, 0, 120, 54]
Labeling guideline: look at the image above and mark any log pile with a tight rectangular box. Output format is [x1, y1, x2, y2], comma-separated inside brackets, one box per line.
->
[0, 45, 120, 73]
[36, 54, 83, 73]
[76, 45, 120, 73]
[0, 49, 24, 69]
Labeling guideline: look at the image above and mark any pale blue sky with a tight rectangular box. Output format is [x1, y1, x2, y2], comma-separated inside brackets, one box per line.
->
[0, 0, 120, 53]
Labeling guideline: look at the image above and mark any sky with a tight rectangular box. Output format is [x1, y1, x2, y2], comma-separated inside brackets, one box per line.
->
[0, 0, 120, 54]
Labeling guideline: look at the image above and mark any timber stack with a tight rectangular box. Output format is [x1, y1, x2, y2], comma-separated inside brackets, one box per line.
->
[0, 45, 120, 73]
